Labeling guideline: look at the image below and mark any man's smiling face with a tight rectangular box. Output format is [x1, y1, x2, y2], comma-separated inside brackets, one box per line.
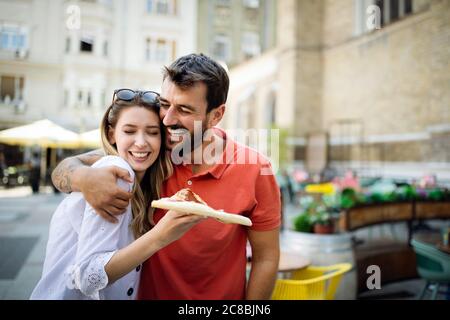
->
[159, 78, 210, 152]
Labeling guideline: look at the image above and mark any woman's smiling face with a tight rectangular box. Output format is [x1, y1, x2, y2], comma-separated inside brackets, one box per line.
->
[108, 106, 161, 180]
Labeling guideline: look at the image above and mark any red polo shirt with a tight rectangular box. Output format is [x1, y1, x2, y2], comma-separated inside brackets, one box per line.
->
[138, 128, 281, 299]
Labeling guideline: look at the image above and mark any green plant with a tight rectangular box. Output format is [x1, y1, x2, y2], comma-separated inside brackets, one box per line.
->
[340, 188, 357, 209]
[427, 188, 445, 201]
[310, 208, 332, 226]
[293, 213, 313, 233]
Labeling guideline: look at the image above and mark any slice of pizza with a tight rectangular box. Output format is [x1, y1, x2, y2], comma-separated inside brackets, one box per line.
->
[151, 188, 252, 227]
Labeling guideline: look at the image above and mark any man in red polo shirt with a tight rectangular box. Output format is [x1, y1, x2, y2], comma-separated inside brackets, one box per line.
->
[52, 54, 281, 299]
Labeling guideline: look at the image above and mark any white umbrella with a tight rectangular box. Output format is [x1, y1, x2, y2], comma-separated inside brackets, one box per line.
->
[79, 128, 101, 149]
[0, 119, 80, 149]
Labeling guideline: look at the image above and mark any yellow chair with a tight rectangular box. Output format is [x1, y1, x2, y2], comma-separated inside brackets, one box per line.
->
[271, 263, 352, 300]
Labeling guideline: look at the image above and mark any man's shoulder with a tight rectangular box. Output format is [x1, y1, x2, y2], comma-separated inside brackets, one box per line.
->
[226, 137, 272, 167]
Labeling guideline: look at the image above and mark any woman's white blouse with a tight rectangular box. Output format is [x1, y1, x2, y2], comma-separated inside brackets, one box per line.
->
[30, 156, 141, 300]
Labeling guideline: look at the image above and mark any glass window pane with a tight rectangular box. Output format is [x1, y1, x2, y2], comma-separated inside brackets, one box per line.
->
[390, 0, 399, 21]
[405, 0, 412, 14]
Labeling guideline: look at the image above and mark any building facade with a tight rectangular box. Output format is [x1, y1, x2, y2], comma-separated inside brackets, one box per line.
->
[0, 0, 197, 132]
[197, 0, 276, 67]
[225, 0, 450, 181]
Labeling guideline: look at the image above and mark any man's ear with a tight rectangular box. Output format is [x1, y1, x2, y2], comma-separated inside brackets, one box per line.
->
[108, 125, 116, 145]
[208, 104, 225, 127]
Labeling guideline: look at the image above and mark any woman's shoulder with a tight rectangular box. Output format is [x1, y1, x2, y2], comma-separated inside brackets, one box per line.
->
[92, 155, 134, 178]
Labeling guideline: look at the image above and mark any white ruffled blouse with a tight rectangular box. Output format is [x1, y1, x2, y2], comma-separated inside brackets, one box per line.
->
[30, 156, 141, 300]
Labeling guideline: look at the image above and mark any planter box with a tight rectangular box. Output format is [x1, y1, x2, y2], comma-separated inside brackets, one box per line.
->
[338, 201, 450, 231]
[415, 201, 450, 220]
[339, 202, 413, 231]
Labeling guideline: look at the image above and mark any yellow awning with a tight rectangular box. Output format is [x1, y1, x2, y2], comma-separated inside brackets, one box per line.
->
[0, 119, 80, 149]
[79, 129, 101, 149]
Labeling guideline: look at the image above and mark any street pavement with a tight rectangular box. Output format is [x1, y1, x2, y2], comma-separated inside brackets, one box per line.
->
[0, 187, 64, 299]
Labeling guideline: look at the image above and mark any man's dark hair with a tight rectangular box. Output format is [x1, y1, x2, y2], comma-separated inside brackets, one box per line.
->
[163, 53, 229, 113]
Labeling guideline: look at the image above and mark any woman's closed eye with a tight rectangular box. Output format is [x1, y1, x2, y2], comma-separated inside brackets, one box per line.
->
[147, 130, 160, 136]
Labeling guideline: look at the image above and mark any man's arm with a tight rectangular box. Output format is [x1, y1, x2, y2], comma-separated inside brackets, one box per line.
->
[246, 228, 280, 300]
[51, 149, 133, 222]
[52, 149, 104, 193]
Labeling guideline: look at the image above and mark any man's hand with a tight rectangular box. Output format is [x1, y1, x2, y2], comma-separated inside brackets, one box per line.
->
[79, 166, 133, 223]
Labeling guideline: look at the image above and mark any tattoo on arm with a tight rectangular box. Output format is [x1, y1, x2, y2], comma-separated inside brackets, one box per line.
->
[51, 149, 104, 193]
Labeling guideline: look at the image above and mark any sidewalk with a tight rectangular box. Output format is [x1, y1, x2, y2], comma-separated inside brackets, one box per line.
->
[0, 187, 65, 299]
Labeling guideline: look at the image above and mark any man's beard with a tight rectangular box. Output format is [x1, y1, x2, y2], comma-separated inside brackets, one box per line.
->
[168, 121, 207, 160]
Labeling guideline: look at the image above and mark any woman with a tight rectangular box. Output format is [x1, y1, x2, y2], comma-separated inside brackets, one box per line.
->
[30, 89, 203, 299]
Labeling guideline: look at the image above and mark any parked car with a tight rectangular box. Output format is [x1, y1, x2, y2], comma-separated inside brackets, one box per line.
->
[1, 165, 30, 188]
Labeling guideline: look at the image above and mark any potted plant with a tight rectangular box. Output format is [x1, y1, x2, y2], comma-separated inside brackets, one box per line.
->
[311, 209, 334, 234]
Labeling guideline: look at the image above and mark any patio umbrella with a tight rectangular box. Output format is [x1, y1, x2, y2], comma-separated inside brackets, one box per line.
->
[79, 128, 101, 149]
[0, 119, 80, 149]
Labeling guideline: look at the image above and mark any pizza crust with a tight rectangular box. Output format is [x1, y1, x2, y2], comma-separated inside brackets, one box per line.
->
[151, 189, 252, 227]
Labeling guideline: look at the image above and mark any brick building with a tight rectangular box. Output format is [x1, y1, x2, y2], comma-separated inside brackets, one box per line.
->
[225, 0, 450, 181]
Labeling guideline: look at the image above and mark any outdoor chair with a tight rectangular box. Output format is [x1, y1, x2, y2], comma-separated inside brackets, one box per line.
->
[410, 239, 450, 300]
[271, 263, 352, 300]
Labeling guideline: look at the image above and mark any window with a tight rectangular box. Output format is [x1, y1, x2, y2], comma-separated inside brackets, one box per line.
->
[98, 0, 113, 6]
[405, 0, 412, 14]
[63, 89, 70, 108]
[103, 41, 108, 57]
[0, 75, 24, 104]
[155, 39, 168, 63]
[145, 37, 175, 63]
[147, 0, 177, 15]
[216, 0, 231, 6]
[80, 36, 94, 53]
[86, 92, 92, 107]
[145, 38, 151, 61]
[243, 0, 259, 9]
[0, 25, 27, 51]
[241, 32, 260, 59]
[389, 0, 399, 22]
[77, 90, 83, 108]
[212, 35, 231, 62]
[65, 37, 71, 53]
[156, 0, 169, 14]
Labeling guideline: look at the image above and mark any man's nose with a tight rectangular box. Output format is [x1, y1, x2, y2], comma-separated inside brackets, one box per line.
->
[162, 106, 178, 127]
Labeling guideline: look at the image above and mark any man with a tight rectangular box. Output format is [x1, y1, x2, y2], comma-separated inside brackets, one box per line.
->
[52, 53, 280, 299]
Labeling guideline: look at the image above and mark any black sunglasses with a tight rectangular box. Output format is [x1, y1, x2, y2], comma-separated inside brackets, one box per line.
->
[112, 89, 160, 106]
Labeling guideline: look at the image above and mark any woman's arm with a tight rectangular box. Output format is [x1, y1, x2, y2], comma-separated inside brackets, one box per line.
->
[105, 210, 204, 283]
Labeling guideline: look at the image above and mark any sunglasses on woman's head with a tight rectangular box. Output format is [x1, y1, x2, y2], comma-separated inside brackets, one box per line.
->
[112, 89, 160, 106]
